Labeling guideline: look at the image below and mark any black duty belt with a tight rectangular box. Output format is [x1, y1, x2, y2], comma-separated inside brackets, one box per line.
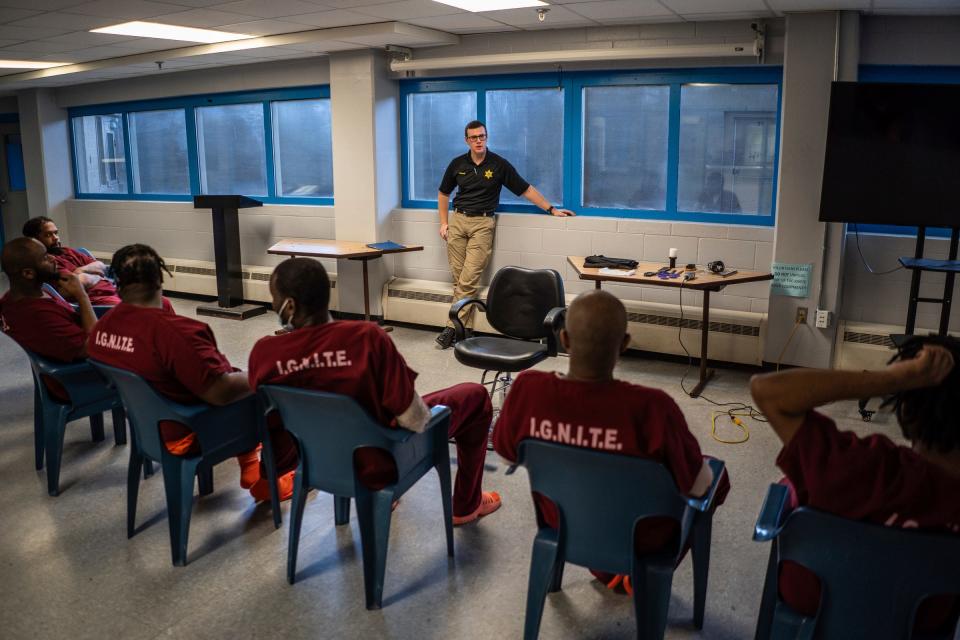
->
[455, 209, 496, 217]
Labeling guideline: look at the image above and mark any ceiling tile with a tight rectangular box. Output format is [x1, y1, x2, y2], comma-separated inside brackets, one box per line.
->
[306, 0, 385, 7]
[6, 11, 122, 29]
[149, 8, 256, 27]
[211, 0, 333, 18]
[39, 30, 139, 46]
[214, 18, 319, 34]
[284, 8, 384, 27]
[404, 13, 518, 33]
[873, 0, 960, 8]
[0, 8, 42, 23]
[0, 39, 85, 52]
[0, 25, 71, 40]
[682, 10, 775, 20]
[0, 0, 85, 9]
[61, 0, 177, 19]
[0, 38, 29, 48]
[149, 0, 240, 6]
[351, 0, 460, 20]
[480, 5, 600, 27]
[564, 1, 677, 21]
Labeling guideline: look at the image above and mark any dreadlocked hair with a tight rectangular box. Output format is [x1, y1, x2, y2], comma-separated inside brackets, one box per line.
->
[272, 257, 330, 316]
[111, 244, 171, 293]
[880, 334, 960, 453]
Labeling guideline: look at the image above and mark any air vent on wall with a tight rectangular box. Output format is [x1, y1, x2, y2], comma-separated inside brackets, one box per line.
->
[628, 312, 760, 337]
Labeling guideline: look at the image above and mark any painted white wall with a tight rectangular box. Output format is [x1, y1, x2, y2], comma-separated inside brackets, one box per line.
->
[18, 89, 73, 243]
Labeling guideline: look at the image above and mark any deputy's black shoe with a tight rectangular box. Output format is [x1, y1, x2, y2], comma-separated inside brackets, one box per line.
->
[436, 327, 456, 349]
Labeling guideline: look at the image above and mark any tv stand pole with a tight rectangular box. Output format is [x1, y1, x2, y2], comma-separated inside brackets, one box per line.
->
[898, 225, 960, 337]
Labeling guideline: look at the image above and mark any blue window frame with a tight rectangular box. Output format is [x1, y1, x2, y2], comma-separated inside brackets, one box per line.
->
[400, 67, 782, 225]
[68, 86, 332, 205]
[852, 65, 960, 239]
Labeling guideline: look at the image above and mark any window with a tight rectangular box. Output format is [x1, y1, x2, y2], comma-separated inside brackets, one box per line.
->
[272, 99, 333, 198]
[128, 109, 189, 195]
[582, 85, 669, 210]
[69, 87, 332, 204]
[196, 103, 267, 196]
[678, 84, 778, 216]
[401, 69, 782, 224]
[406, 91, 476, 201]
[486, 88, 563, 204]
[72, 114, 126, 194]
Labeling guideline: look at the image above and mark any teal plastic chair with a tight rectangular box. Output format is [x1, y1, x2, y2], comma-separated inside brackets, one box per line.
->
[512, 439, 726, 640]
[753, 483, 960, 640]
[20, 347, 127, 496]
[259, 385, 454, 610]
[91, 361, 281, 566]
[41, 283, 113, 317]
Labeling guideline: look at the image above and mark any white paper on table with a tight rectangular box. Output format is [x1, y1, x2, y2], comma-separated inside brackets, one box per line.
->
[599, 267, 635, 276]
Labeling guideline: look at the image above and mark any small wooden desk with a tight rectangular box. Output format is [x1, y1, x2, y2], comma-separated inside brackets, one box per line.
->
[267, 240, 423, 323]
[567, 256, 774, 397]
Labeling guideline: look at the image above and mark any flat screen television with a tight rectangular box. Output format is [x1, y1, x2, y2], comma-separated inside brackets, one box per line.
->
[819, 81, 960, 228]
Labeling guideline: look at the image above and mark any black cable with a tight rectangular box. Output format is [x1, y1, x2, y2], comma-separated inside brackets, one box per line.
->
[677, 277, 768, 422]
[853, 223, 904, 275]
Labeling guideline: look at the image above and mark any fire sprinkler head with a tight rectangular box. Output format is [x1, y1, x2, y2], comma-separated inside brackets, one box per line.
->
[537, 7, 549, 21]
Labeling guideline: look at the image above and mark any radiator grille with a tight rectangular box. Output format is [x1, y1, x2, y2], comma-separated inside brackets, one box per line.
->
[843, 331, 895, 348]
[627, 312, 760, 337]
[388, 289, 455, 304]
[170, 264, 333, 287]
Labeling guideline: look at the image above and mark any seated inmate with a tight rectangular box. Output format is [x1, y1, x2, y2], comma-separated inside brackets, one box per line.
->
[750, 336, 960, 633]
[493, 290, 729, 591]
[85, 244, 264, 497]
[23, 216, 120, 306]
[247, 257, 501, 524]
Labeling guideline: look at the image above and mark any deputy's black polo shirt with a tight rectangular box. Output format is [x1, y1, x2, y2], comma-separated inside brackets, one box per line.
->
[438, 151, 530, 214]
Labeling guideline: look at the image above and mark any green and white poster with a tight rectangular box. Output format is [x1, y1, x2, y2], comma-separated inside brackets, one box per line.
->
[771, 262, 812, 298]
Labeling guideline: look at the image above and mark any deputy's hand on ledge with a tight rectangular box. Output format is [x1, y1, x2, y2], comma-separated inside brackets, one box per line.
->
[551, 208, 576, 217]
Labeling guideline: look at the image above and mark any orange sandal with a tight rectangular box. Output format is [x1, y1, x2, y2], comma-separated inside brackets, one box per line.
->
[605, 574, 633, 596]
[452, 491, 502, 526]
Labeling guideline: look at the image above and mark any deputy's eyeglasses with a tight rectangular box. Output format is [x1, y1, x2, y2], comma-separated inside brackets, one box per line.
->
[466, 134, 487, 142]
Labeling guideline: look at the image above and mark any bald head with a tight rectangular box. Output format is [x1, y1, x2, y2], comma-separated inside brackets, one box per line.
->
[2, 237, 45, 277]
[562, 290, 629, 377]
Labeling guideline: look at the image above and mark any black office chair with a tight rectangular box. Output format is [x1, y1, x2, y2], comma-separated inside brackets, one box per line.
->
[449, 266, 565, 401]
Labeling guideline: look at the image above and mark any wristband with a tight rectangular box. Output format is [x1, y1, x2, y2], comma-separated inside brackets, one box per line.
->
[547, 205, 555, 215]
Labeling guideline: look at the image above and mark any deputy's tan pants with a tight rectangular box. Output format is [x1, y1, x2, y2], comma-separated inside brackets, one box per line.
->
[446, 211, 496, 329]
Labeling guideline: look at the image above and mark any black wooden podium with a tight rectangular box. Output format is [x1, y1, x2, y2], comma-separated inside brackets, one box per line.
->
[193, 195, 267, 320]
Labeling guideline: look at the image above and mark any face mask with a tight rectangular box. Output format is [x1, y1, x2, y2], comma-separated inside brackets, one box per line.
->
[277, 298, 295, 331]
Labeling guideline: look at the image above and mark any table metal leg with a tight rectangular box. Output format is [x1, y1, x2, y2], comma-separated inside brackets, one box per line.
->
[690, 289, 715, 398]
[595, 280, 602, 290]
[357, 256, 392, 332]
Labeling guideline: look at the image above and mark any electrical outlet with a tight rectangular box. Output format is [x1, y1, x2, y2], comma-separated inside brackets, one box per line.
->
[815, 309, 832, 329]
[796, 307, 808, 324]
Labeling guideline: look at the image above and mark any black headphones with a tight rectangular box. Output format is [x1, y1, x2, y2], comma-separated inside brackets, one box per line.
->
[707, 260, 725, 274]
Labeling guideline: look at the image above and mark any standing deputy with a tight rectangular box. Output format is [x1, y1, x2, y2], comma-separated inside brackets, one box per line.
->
[436, 120, 575, 349]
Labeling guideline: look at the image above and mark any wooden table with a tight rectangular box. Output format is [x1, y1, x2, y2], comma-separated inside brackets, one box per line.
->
[267, 240, 423, 325]
[567, 256, 774, 397]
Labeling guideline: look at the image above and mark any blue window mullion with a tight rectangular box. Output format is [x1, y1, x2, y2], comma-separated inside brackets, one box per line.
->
[67, 116, 81, 198]
[263, 101, 277, 199]
[121, 113, 134, 195]
[476, 89, 485, 125]
[565, 77, 582, 211]
[184, 107, 200, 196]
[665, 83, 682, 219]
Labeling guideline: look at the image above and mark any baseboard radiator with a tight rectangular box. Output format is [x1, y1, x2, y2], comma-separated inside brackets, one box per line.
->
[833, 320, 915, 371]
[383, 278, 766, 366]
[88, 251, 339, 310]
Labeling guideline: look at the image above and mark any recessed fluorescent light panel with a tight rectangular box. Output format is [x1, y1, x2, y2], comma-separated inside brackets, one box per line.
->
[432, 0, 547, 10]
[0, 60, 66, 69]
[91, 22, 252, 44]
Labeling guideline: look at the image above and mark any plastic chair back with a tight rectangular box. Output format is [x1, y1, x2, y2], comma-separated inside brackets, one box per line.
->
[485, 267, 564, 340]
[754, 484, 960, 639]
[41, 282, 113, 318]
[517, 439, 693, 576]
[259, 386, 429, 497]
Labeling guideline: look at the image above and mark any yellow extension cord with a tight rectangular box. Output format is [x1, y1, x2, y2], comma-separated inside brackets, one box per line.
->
[710, 411, 751, 444]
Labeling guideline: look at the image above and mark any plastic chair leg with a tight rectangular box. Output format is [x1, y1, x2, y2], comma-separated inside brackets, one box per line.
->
[89, 412, 105, 442]
[355, 489, 396, 610]
[434, 445, 454, 556]
[334, 496, 351, 525]
[127, 450, 144, 538]
[287, 471, 308, 585]
[144, 459, 154, 478]
[754, 543, 780, 640]
[691, 512, 714, 629]
[162, 457, 200, 567]
[769, 602, 816, 640]
[524, 535, 560, 640]
[632, 562, 674, 640]
[548, 559, 565, 593]
[111, 406, 127, 446]
[197, 463, 214, 496]
[33, 383, 44, 470]
[259, 422, 281, 529]
[43, 407, 68, 496]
